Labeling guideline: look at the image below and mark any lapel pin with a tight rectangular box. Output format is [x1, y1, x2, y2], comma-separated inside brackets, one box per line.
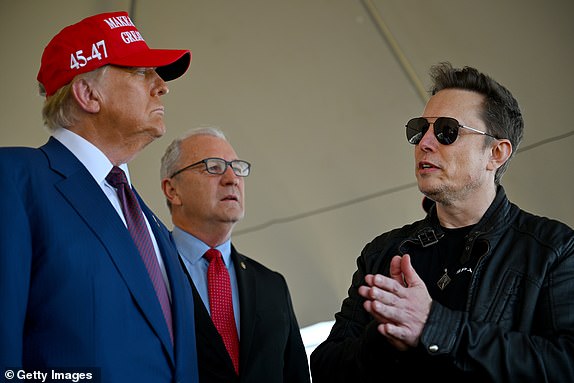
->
[240, 261, 246, 269]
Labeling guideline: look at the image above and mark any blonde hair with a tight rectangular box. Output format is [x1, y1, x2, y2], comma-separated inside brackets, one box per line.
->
[39, 66, 109, 132]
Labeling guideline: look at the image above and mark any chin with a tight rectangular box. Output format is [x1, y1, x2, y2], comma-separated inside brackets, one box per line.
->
[154, 125, 167, 138]
[419, 185, 443, 203]
[147, 118, 166, 136]
[228, 212, 244, 222]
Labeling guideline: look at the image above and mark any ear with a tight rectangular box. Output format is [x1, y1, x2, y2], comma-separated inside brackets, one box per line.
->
[71, 78, 101, 113]
[487, 139, 513, 171]
[161, 178, 182, 207]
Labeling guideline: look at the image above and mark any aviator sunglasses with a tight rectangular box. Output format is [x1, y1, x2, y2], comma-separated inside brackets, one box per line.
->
[406, 117, 498, 145]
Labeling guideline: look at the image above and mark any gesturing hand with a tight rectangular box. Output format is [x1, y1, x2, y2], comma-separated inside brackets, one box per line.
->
[358, 254, 432, 351]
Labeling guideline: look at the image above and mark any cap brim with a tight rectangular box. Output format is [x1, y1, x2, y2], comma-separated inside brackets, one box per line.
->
[112, 49, 191, 81]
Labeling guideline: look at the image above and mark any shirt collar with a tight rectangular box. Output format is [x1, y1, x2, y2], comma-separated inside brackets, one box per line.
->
[172, 226, 232, 266]
[52, 127, 131, 185]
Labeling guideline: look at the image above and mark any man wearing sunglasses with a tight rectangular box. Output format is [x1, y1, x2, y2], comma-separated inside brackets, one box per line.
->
[160, 127, 310, 383]
[311, 62, 574, 382]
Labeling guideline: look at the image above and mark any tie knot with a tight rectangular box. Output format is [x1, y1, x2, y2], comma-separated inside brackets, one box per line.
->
[204, 248, 222, 263]
[106, 166, 128, 188]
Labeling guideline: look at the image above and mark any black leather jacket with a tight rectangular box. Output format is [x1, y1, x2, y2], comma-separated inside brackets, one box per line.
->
[311, 187, 574, 382]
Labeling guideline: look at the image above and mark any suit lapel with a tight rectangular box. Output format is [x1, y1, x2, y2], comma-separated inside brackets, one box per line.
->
[183, 264, 236, 372]
[232, 246, 257, 367]
[42, 138, 174, 361]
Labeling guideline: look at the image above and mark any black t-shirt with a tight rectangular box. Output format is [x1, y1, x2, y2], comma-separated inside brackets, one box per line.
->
[424, 225, 477, 310]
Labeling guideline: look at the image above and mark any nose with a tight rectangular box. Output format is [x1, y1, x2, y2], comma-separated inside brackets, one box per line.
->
[221, 166, 240, 185]
[152, 71, 169, 96]
[418, 125, 438, 151]
[155, 80, 169, 96]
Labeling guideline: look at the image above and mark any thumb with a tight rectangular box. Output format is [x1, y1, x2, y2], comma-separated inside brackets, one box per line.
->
[389, 255, 405, 285]
[400, 254, 422, 287]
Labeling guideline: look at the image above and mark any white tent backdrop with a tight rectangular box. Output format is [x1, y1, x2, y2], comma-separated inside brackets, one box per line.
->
[1, 0, 572, 328]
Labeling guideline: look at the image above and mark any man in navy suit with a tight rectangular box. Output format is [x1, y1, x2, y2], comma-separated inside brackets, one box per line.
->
[0, 11, 199, 382]
[160, 127, 311, 382]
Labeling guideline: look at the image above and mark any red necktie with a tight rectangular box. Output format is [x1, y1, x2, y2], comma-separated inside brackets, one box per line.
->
[204, 248, 240, 374]
[106, 166, 173, 344]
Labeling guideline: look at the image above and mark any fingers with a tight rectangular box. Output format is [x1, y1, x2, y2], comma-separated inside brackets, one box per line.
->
[366, 303, 411, 351]
[366, 254, 409, 289]
[366, 273, 404, 295]
[360, 254, 431, 350]
[377, 323, 410, 351]
[364, 274, 375, 286]
[359, 284, 400, 306]
[362, 296, 395, 325]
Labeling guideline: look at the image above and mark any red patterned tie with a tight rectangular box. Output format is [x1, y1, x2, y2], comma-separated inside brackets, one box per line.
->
[106, 166, 173, 344]
[204, 248, 240, 374]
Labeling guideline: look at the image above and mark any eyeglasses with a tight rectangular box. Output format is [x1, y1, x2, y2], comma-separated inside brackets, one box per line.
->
[406, 117, 499, 145]
[112, 65, 158, 75]
[170, 157, 251, 178]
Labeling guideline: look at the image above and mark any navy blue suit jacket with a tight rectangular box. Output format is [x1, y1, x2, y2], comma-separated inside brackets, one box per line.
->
[0, 138, 199, 382]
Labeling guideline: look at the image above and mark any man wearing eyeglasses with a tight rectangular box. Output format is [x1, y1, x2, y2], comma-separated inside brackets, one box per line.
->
[310, 62, 574, 382]
[160, 127, 311, 383]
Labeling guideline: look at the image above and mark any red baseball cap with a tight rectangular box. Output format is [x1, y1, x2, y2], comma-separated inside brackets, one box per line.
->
[37, 11, 191, 96]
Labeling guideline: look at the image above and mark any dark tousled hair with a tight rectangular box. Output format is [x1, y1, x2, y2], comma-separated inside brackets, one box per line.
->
[429, 62, 523, 185]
